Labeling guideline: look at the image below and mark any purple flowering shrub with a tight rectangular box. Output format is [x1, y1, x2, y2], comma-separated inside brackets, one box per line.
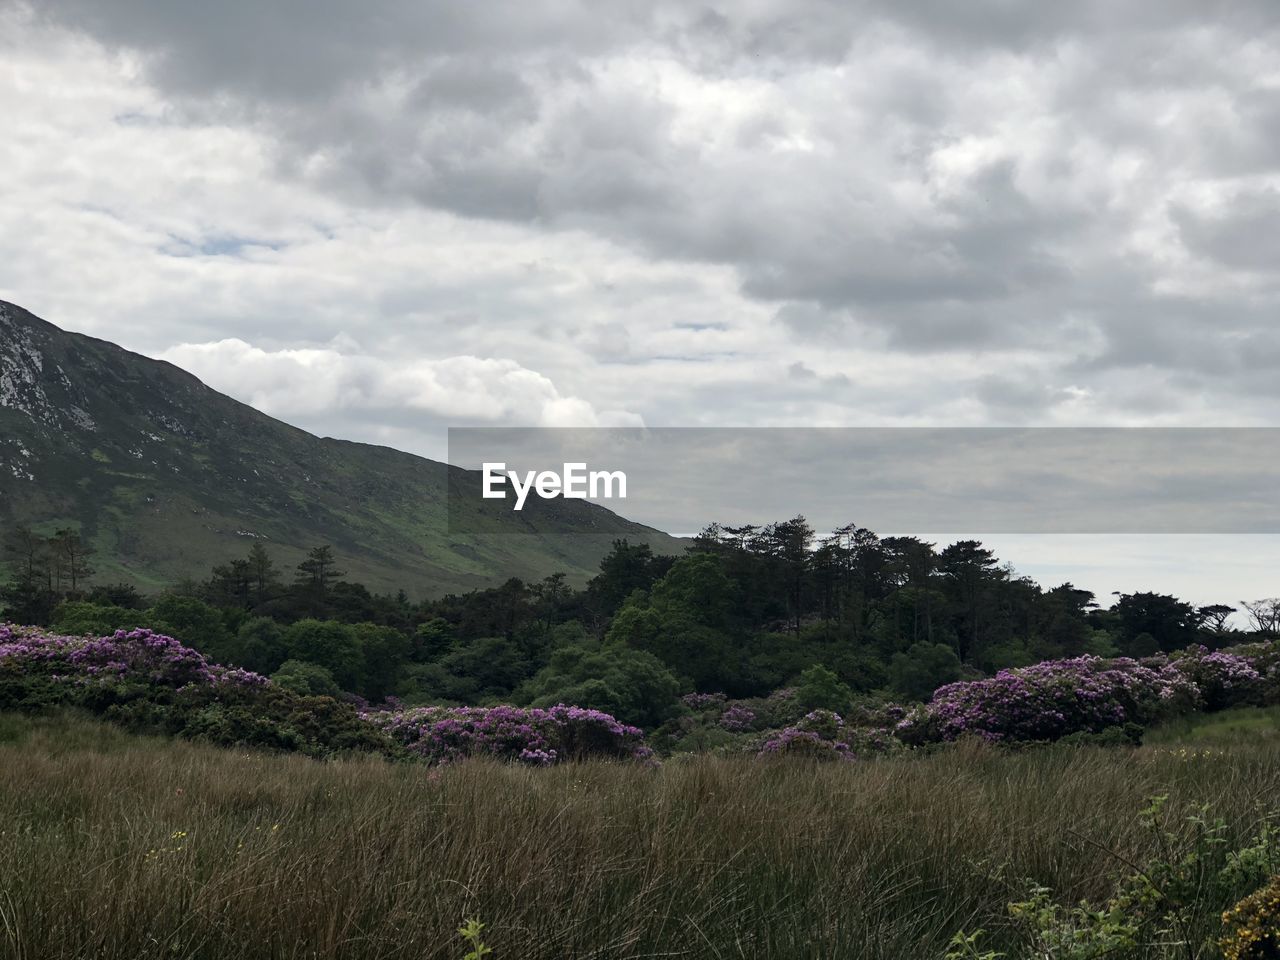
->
[0, 625, 267, 700]
[758, 726, 852, 761]
[1170, 646, 1266, 711]
[894, 655, 1204, 745]
[0, 625, 393, 757]
[758, 709, 901, 761]
[681, 691, 727, 712]
[762, 711, 855, 762]
[719, 703, 757, 732]
[1, 625, 659, 766]
[365, 704, 655, 766]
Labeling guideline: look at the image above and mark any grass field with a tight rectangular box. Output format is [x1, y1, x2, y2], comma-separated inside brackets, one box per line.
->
[3, 712, 1279, 960]
[1144, 704, 1280, 746]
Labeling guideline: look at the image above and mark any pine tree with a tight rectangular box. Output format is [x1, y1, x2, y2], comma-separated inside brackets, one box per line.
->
[295, 546, 343, 598]
[50, 528, 94, 596]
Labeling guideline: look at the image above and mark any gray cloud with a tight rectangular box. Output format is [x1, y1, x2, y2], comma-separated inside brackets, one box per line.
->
[7, 0, 1280, 430]
[1173, 189, 1280, 273]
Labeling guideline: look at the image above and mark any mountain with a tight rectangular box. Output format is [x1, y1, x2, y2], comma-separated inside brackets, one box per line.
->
[0, 300, 683, 596]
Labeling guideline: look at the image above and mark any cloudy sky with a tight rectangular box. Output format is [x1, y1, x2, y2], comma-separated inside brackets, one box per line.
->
[2, 1, 1279, 605]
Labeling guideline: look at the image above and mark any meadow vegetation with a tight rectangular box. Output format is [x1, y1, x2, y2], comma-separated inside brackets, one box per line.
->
[2, 712, 1279, 960]
[6, 520, 1280, 958]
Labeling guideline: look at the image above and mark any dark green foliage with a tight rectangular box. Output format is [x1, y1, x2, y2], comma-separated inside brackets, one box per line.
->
[85, 582, 146, 609]
[1114, 592, 1203, 654]
[518, 640, 684, 728]
[584, 539, 675, 621]
[271, 659, 342, 699]
[352, 622, 412, 701]
[236, 617, 288, 675]
[282, 619, 364, 694]
[50, 600, 148, 636]
[429, 636, 530, 699]
[146, 595, 236, 663]
[890, 642, 963, 701]
[412, 617, 456, 661]
[607, 553, 740, 691]
[794, 664, 856, 714]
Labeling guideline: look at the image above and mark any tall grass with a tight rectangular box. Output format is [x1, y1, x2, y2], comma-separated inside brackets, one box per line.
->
[2, 712, 1278, 960]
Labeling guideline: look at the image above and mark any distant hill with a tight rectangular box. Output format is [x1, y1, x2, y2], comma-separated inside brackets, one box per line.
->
[0, 300, 683, 596]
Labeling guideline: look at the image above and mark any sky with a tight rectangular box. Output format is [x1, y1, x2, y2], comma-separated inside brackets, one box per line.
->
[2, 1, 1279, 609]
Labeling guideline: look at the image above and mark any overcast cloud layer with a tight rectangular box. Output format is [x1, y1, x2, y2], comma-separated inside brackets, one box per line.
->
[3, 1, 1280, 602]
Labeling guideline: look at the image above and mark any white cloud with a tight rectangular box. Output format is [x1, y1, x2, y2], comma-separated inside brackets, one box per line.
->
[159, 338, 643, 430]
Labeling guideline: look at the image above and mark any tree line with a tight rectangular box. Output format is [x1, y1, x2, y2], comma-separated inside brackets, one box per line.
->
[2, 519, 1277, 727]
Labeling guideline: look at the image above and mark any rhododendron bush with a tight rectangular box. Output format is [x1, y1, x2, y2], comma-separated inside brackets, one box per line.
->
[895, 646, 1275, 745]
[365, 704, 655, 765]
[0, 625, 656, 765]
[758, 709, 901, 761]
[0, 624, 268, 692]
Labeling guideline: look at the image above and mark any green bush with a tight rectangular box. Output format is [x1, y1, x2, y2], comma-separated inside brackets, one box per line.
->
[272, 659, 342, 698]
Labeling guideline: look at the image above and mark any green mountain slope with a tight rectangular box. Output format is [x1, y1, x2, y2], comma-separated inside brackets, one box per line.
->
[0, 300, 682, 596]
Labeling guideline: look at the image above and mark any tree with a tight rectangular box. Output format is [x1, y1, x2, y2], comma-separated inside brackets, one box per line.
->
[283, 619, 363, 692]
[794, 664, 855, 715]
[3, 524, 48, 581]
[237, 617, 288, 675]
[585, 540, 668, 618]
[412, 617, 456, 661]
[147, 594, 235, 662]
[607, 553, 741, 692]
[295, 546, 343, 597]
[353, 622, 412, 702]
[50, 528, 94, 595]
[246, 543, 279, 604]
[86, 582, 145, 609]
[518, 640, 682, 728]
[1113, 592, 1200, 654]
[759, 516, 814, 633]
[938, 540, 1000, 661]
[432, 635, 531, 700]
[1198, 604, 1237, 636]
[272, 659, 342, 698]
[1, 524, 56, 624]
[889, 643, 962, 702]
[208, 558, 253, 609]
[1241, 598, 1280, 636]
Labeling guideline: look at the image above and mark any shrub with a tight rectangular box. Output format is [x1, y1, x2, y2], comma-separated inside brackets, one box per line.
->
[954, 796, 1280, 959]
[1221, 875, 1280, 960]
[757, 710, 896, 762]
[681, 691, 727, 711]
[50, 600, 149, 637]
[365, 703, 655, 766]
[794, 664, 855, 714]
[889, 642, 962, 701]
[719, 703, 757, 732]
[519, 641, 681, 728]
[758, 725, 851, 761]
[0, 624, 395, 758]
[1173, 646, 1267, 711]
[272, 659, 342, 698]
[895, 655, 1201, 745]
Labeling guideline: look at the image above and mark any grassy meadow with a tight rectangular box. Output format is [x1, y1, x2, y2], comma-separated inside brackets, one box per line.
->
[3, 712, 1280, 960]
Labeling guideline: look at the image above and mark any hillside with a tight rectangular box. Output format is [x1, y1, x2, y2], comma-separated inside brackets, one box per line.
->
[0, 300, 682, 595]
